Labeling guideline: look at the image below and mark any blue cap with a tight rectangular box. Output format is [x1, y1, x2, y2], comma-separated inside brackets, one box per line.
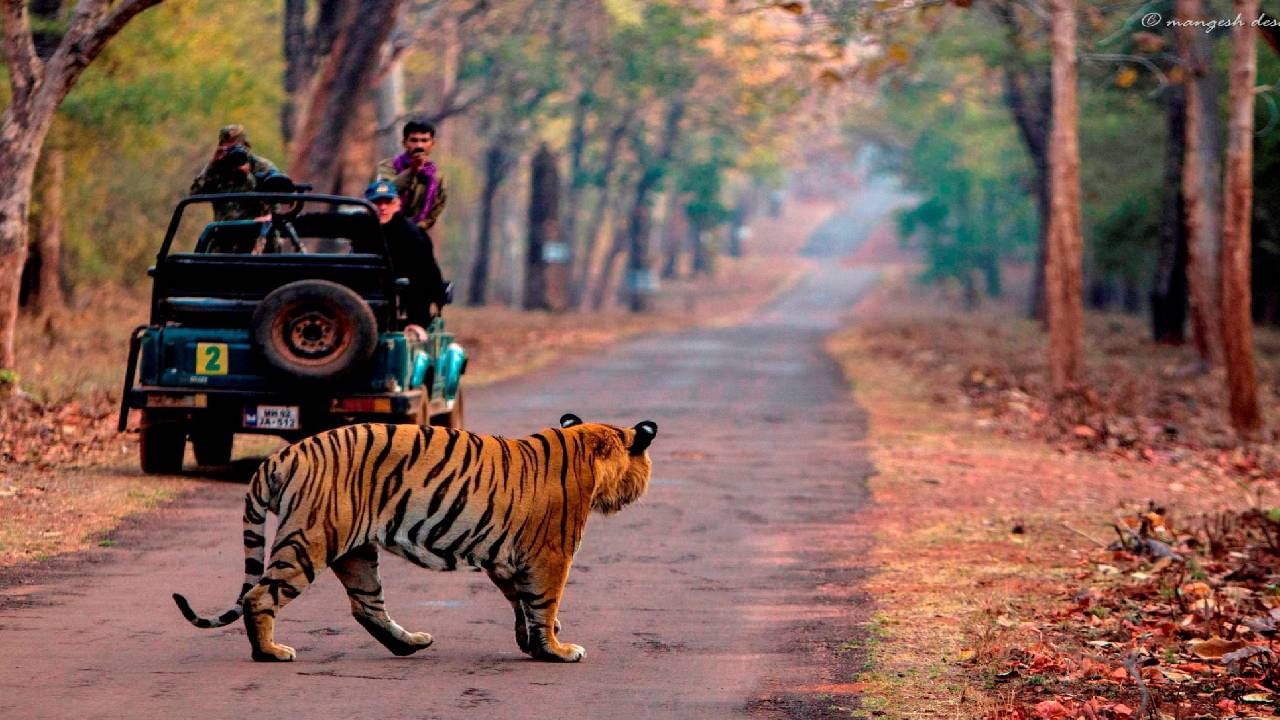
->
[365, 180, 399, 202]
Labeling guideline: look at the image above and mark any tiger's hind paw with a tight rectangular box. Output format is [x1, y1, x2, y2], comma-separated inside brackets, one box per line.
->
[251, 643, 297, 662]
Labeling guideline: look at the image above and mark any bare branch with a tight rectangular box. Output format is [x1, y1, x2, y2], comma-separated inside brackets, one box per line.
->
[37, 0, 163, 113]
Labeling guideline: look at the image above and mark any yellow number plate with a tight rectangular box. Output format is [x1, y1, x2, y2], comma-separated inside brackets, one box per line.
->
[195, 343, 229, 376]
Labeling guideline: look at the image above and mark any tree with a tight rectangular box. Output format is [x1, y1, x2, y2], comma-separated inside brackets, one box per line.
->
[1045, 0, 1084, 392]
[0, 0, 165, 373]
[25, 0, 67, 314]
[1177, 0, 1223, 365]
[524, 143, 561, 310]
[1150, 71, 1188, 344]
[285, 0, 402, 193]
[1219, 0, 1262, 435]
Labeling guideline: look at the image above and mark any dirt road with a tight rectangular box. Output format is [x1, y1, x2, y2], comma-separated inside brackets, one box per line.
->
[1, 180, 905, 719]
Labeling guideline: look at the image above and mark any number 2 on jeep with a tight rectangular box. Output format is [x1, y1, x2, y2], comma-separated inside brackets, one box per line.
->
[196, 343, 228, 376]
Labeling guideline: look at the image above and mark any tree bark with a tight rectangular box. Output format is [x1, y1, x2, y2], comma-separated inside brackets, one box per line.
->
[1152, 81, 1188, 344]
[0, 0, 165, 371]
[571, 112, 632, 309]
[626, 100, 686, 313]
[336, 93, 378, 196]
[34, 147, 66, 313]
[468, 143, 514, 306]
[1177, 0, 1224, 365]
[994, 0, 1052, 323]
[561, 90, 590, 296]
[281, 0, 308, 144]
[660, 189, 684, 280]
[524, 144, 560, 310]
[1045, 0, 1085, 393]
[287, 0, 400, 192]
[1220, 0, 1263, 436]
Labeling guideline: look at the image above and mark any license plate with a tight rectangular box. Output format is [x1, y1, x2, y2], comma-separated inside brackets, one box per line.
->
[243, 405, 300, 430]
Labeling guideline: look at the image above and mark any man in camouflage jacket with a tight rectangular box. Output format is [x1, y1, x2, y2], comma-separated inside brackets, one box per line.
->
[190, 124, 278, 221]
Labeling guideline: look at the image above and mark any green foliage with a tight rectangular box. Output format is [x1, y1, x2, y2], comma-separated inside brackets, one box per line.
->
[872, 12, 1036, 302]
[33, 1, 283, 286]
[862, 1, 1197, 304]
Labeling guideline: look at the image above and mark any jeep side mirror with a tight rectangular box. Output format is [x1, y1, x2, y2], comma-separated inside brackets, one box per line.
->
[147, 266, 156, 278]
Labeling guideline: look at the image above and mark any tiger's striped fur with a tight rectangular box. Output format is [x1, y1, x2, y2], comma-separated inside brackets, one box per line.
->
[173, 413, 657, 663]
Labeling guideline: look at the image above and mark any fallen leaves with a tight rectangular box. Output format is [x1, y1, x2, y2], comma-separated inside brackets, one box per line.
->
[975, 505, 1280, 718]
[1189, 636, 1247, 660]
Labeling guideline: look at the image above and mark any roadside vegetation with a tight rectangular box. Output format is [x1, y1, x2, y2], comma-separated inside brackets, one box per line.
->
[831, 221, 1280, 718]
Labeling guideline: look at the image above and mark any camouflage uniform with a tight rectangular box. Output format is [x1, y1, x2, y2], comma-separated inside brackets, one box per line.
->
[189, 124, 279, 221]
[375, 154, 448, 234]
[190, 155, 278, 221]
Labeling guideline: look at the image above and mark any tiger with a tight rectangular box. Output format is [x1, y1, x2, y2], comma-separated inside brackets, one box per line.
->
[172, 413, 657, 663]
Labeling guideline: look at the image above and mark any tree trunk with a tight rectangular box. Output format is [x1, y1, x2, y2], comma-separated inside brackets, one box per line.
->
[34, 147, 66, 313]
[0, 155, 37, 370]
[1152, 81, 1188, 344]
[282, 0, 308, 144]
[0, 0, 165, 371]
[570, 114, 631, 309]
[592, 229, 627, 312]
[660, 190, 684, 280]
[374, 50, 405, 159]
[690, 225, 710, 276]
[337, 93, 378, 196]
[1045, 0, 1085, 393]
[1002, 67, 1051, 322]
[1178, 0, 1224, 365]
[288, 0, 400, 192]
[625, 100, 686, 313]
[1220, 0, 1263, 436]
[524, 144, 560, 310]
[560, 90, 590, 293]
[468, 143, 513, 306]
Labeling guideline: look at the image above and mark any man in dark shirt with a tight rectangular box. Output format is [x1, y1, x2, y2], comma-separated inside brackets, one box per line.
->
[364, 180, 448, 329]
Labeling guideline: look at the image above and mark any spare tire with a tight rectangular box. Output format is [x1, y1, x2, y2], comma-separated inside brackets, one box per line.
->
[252, 280, 378, 381]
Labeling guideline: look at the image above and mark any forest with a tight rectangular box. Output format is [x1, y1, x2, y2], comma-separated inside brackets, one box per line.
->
[7, 2, 1280, 717]
[3, 1, 1279, 432]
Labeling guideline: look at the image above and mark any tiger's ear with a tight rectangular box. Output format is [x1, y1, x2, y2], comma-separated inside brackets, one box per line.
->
[629, 421, 658, 456]
[560, 413, 584, 428]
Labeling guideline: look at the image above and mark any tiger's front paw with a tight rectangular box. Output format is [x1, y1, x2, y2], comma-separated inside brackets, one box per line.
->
[251, 643, 297, 662]
[406, 631, 434, 649]
[533, 642, 585, 663]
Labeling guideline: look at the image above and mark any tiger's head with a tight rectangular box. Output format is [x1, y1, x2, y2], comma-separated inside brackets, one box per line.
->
[560, 413, 658, 516]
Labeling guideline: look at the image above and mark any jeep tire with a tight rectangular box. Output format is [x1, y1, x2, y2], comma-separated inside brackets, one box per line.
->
[191, 430, 234, 466]
[140, 417, 186, 475]
[253, 280, 378, 382]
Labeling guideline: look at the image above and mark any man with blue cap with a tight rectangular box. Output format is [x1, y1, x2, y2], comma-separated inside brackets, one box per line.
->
[364, 179, 448, 329]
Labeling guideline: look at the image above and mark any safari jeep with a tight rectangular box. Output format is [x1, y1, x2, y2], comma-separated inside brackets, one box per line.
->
[118, 189, 466, 474]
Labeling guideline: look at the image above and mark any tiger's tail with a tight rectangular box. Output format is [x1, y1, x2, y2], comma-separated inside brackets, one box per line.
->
[172, 455, 277, 629]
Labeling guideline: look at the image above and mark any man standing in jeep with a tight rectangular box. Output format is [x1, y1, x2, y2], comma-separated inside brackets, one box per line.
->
[375, 119, 447, 236]
[190, 124, 278, 221]
[362, 180, 448, 329]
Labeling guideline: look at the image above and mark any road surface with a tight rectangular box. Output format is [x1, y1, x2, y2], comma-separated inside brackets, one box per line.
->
[0, 180, 905, 719]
